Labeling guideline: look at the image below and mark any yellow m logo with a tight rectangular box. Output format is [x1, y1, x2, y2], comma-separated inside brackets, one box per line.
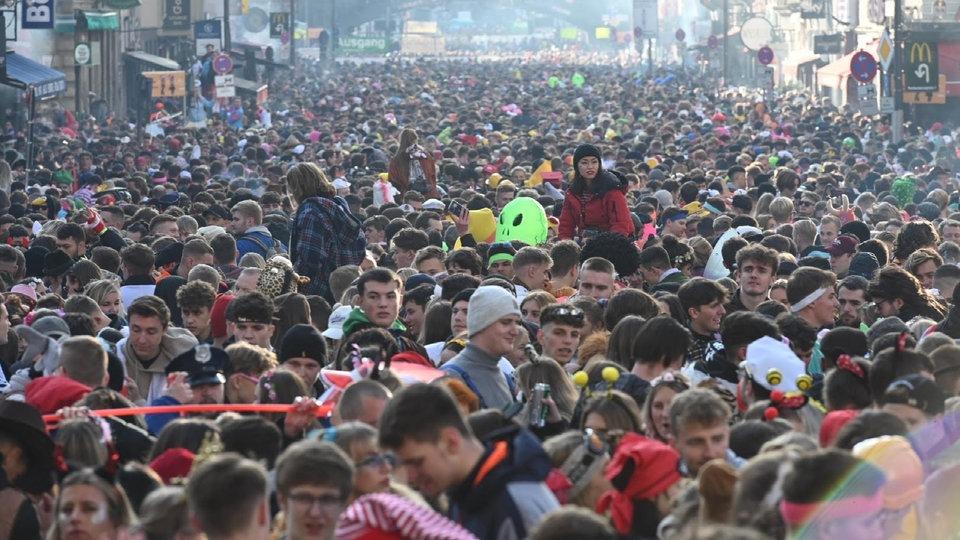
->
[910, 42, 932, 63]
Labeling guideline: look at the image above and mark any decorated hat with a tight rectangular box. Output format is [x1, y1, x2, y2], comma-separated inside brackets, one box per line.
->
[166, 344, 229, 387]
[744, 336, 812, 393]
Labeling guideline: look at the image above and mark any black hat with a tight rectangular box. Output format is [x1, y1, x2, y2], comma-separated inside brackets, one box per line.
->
[573, 144, 602, 167]
[0, 401, 53, 471]
[840, 220, 871, 243]
[279, 324, 327, 365]
[155, 242, 183, 268]
[203, 205, 232, 221]
[24, 246, 48, 278]
[166, 344, 229, 387]
[43, 249, 73, 277]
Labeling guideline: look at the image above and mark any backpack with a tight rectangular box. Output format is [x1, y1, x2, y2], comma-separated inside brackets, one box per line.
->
[241, 233, 285, 259]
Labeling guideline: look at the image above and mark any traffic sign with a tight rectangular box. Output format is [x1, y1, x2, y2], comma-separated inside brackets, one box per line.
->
[212, 53, 233, 75]
[675, 28, 685, 41]
[757, 46, 774, 65]
[904, 40, 938, 91]
[634, 26, 642, 39]
[877, 28, 893, 71]
[632, 0, 659, 39]
[74, 43, 91, 65]
[708, 35, 719, 49]
[849, 51, 878, 84]
[740, 17, 773, 51]
[270, 12, 290, 39]
[857, 84, 879, 115]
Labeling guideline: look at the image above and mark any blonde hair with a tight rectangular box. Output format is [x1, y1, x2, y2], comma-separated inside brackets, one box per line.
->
[284, 162, 335, 204]
[84, 279, 124, 317]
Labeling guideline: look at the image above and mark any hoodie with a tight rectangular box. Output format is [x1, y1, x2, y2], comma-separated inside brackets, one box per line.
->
[118, 327, 198, 403]
[448, 425, 559, 540]
[337, 308, 426, 367]
[25, 376, 91, 414]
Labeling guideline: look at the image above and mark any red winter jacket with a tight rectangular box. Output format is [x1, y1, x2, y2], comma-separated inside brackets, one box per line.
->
[558, 171, 635, 239]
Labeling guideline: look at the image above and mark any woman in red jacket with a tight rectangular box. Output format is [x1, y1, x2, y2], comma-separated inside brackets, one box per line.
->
[558, 144, 635, 241]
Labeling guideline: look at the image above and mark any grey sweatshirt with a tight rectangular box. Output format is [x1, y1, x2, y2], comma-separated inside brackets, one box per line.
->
[441, 343, 515, 410]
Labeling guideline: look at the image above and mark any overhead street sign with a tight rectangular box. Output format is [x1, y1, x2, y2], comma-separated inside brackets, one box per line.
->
[632, 0, 658, 39]
[814, 33, 843, 54]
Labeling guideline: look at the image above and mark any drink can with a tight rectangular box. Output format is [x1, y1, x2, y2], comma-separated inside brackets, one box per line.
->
[529, 383, 551, 427]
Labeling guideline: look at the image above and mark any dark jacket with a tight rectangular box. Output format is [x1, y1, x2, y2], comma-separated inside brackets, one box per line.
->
[558, 171, 635, 240]
[236, 226, 278, 261]
[289, 196, 366, 304]
[448, 425, 559, 540]
[0, 469, 40, 540]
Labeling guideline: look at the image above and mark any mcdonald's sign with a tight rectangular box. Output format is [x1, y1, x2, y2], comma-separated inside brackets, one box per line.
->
[905, 41, 939, 92]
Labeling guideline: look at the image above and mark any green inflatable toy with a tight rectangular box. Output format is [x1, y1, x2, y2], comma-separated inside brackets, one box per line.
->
[571, 72, 585, 88]
[497, 198, 548, 246]
[548, 75, 560, 88]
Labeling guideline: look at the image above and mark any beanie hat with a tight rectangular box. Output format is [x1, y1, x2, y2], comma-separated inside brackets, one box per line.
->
[466, 286, 520, 337]
[336, 493, 477, 540]
[847, 252, 880, 280]
[819, 409, 858, 447]
[867, 317, 910, 349]
[853, 435, 924, 509]
[149, 448, 196, 485]
[573, 144, 602, 167]
[209, 294, 235, 339]
[279, 324, 327, 365]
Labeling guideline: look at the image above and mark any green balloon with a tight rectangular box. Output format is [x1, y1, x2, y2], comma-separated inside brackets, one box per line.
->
[768, 156, 779, 166]
[571, 72, 585, 88]
[548, 76, 560, 88]
[497, 198, 548, 246]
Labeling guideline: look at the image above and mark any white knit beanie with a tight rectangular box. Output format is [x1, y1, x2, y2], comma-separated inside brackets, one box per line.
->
[467, 286, 521, 337]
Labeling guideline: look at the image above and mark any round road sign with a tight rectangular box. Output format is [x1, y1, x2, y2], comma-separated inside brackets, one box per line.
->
[634, 26, 642, 39]
[740, 17, 774, 51]
[213, 53, 234, 75]
[675, 29, 686, 41]
[708, 35, 719, 49]
[849, 51, 878, 83]
[757, 46, 774, 65]
[74, 43, 91, 65]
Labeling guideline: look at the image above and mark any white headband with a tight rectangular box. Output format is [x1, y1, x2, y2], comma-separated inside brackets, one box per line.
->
[790, 287, 829, 313]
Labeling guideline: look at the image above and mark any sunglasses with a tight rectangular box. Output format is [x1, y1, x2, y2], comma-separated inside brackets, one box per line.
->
[356, 453, 396, 469]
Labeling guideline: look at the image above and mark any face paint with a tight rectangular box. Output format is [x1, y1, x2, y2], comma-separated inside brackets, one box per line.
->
[496, 198, 548, 245]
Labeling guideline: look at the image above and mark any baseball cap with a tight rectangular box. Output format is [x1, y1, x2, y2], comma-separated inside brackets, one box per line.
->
[322, 305, 353, 340]
[826, 234, 858, 257]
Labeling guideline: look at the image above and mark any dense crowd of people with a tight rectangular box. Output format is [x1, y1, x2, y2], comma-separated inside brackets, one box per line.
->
[0, 51, 956, 539]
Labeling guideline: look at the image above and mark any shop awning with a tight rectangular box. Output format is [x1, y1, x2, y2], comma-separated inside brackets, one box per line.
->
[816, 49, 857, 87]
[3, 53, 67, 98]
[55, 11, 120, 33]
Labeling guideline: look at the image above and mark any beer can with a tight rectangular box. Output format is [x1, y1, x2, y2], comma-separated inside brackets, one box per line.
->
[529, 383, 551, 427]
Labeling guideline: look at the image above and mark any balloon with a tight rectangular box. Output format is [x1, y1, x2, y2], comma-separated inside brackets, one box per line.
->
[571, 72, 586, 88]
[467, 208, 497, 244]
[548, 76, 560, 88]
[496, 198, 548, 246]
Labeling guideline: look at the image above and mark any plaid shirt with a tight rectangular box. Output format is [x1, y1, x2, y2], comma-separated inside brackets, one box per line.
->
[289, 196, 366, 303]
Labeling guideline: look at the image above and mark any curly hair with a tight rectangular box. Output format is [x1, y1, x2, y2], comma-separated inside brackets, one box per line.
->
[868, 266, 946, 321]
[893, 220, 939, 263]
[580, 231, 640, 277]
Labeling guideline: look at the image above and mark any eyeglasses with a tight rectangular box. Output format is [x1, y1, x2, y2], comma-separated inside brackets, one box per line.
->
[798, 201, 814, 207]
[286, 493, 344, 512]
[356, 453, 396, 469]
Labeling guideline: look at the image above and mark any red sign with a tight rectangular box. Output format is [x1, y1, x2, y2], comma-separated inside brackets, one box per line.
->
[849, 51, 878, 83]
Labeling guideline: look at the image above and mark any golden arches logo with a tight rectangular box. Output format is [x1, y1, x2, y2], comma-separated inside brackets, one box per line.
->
[910, 42, 932, 63]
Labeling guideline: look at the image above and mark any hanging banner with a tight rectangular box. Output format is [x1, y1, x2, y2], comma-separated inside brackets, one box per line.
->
[163, 0, 191, 31]
[194, 19, 222, 56]
[22, 0, 54, 30]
